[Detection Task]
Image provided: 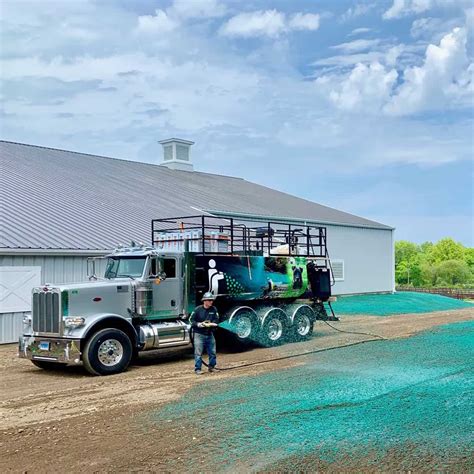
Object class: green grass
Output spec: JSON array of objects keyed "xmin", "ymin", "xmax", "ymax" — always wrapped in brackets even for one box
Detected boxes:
[{"xmin": 330, "ymin": 291, "xmax": 473, "ymax": 316}]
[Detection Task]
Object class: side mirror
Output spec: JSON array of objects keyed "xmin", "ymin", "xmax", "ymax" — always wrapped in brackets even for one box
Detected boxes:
[
  {"xmin": 87, "ymin": 256, "xmax": 105, "ymax": 280},
  {"xmin": 159, "ymin": 272, "xmax": 167, "ymax": 281}
]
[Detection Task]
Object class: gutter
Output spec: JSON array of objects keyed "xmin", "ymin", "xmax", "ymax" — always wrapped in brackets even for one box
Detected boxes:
[{"xmin": 206, "ymin": 209, "xmax": 395, "ymax": 231}]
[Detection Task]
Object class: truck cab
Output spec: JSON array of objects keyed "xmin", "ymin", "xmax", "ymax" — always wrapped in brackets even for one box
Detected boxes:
[{"xmin": 19, "ymin": 244, "xmax": 192, "ymax": 375}]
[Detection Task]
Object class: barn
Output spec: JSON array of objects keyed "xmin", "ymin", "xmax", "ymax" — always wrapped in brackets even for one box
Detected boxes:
[{"xmin": 0, "ymin": 139, "xmax": 394, "ymax": 343}]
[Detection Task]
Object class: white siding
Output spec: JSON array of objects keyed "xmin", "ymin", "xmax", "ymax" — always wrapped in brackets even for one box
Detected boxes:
[
  {"xmin": 0, "ymin": 312, "xmax": 26, "ymax": 345},
  {"xmin": 326, "ymin": 225, "xmax": 394, "ymax": 295},
  {"xmin": 0, "ymin": 255, "xmax": 107, "ymax": 343},
  {"xmin": 0, "ymin": 255, "xmax": 107, "ymax": 285}
]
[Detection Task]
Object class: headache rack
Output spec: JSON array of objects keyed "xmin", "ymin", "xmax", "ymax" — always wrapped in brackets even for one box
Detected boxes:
[{"xmin": 151, "ymin": 215, "xmax": 330, "ymax": 260}]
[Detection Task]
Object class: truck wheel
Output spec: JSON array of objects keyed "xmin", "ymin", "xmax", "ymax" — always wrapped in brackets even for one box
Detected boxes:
[
  {"xmin": 228, "ymin": 308, "xmax": 258, "ymax": 345},
  {"xmin": 82, "ymin": 328, "xmax": 132, "ymax": 376},
  {"xmin": 259, "ymin": 308, "xmax": 287, "ymax": 347},
  {"xmin": 31, "ymin": 360, "xmax": 66, "ymax": 371},
  {"xmin": 291, "ymin": 306, "xmax": 314, "ymax": 342}
]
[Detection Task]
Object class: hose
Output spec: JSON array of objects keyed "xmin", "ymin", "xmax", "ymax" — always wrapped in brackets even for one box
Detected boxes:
[
  {"xmin": 214, "ymin": 337, "xmax": 384, "ymax": 372},
  {"xmin": 209, "ymin": 319, "xmax": 386, "ymax": 372},
  {"xmin": 321, "ymin": 319, "xmax": 386, "ymax": 340}
]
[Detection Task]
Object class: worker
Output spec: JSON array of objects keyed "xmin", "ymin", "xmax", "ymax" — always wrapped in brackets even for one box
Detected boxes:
[{"xmin": 189, "ymin": 292, "xmax": 219, "ymax": 375}]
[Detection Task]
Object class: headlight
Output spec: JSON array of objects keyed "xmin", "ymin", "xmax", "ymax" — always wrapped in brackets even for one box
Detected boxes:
[{"xmin": 64, "ymin": 317, "xmax": 85, "ymax": 328}]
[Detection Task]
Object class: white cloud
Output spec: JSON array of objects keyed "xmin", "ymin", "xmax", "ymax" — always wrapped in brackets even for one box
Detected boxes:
[
  {"xmin": 136, "ymin": 9, "xmax": 177, "ymax": 34},
  {"xmin": 312, "ymin": 51, "xmax": 384, "ymax": 69},
  {"xmin": 170, "ymin": 0, "xmax": 226, "ymax": 19},
  {"xmin": 341, "ymin": 2, "xmax": 377, "ymax": 22},
  {"xmin": 383, "ymin": 0, "xmax": 471, "ymax": 20},
  {"xmin": 288, "ymin": 13, "xmax": 320, "ymax": 31},
  {"xmin": 411, "ymin": 17, "xmax": 441, "ymax": 38},
  {"xmin": 383, "ymin": 0, "xmax": 432, "ymax": 20},
  {"xmin": 386, "ymin": 27, "xmax": 472, "ymax": 114},
  {"xmin": 464, "ymin": 7, "xmax": 474, "ymax": 30},
  {"xmin": 325, "ymin": 62, "xmax": 398, "ymax": 112},
  {"xmin": 219, "ymin": 9, "xmax": 319, "ymax": 38},
  {"xmin": 314, "ymin": 25, "xmax": 472, "ymax": 116},
  {"xmin": 1, "ymin": 0, "xmax": 472, "ymax": 181},
  {"xmin": 331, "ymin": 38, "xmax": 381, "ymax": 53},
  {"xmin": 385, "ymin": 44, "xmax": 405, "ymax": 66},
  {"xmin": 136, "ymin": 0, "xmax": 226, "ymax": 35},
  {"xmin": 219, "ymin": 10, "xmax": 286, "ymax": 38},
  {"xmin": 314, "ymin": 40, "xmax": 412, "ymax": 71},
  {"xmin": 410, "ymin": 15, "xmax": 464, "ymax": 43},
  {"xmin": 350, "ymin": 27, "xmax": 372, "ymax": 35}
]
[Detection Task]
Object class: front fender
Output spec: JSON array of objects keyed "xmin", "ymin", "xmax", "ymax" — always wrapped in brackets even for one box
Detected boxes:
[{"xmin": 64, "ymin": 312, "xmax": 134, "ymax": 340}]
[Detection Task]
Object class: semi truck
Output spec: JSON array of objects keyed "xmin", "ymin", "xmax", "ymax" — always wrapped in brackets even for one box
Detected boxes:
[{"xmin": 19, "ymin": 215, "xmax": 336, "ymax": 375}]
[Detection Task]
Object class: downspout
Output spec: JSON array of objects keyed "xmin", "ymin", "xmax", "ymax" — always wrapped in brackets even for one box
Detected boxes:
[{"xmin": 391, "ymin": 228, "xmax": 396, "ymax": 293}]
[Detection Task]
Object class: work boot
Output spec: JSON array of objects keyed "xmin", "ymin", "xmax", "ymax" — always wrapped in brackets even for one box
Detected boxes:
[
  {"xmin": 208, "ymin": 366, "xmax": 215, "ymax": 373},
  {"xmin": 195, "ymin": 369, "xmax": 202, "ymax": 375}
]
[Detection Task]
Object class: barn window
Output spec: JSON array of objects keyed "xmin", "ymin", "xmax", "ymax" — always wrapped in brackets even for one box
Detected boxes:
[
  {"xmin": 163, "ymin": 145, "xmax": 173, "ymax": 161},
  {"xmin": 176, "ymin": 144, "xmax": 189, "ymax": 161},
  {"xmin": 331, "ymin": 260, "xmax": 344, "ymax": 281}
]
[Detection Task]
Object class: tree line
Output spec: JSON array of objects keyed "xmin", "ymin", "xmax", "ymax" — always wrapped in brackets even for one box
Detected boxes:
[{"xmin": 395, "ymin": 238, "xmax": 473, "ymax": 288}]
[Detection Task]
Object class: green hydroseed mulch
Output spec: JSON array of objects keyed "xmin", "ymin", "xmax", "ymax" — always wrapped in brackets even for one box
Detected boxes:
[
  {"xmin": 151, "ymin": 321, "xmax": 474, "ymax": 471},
  {"xmin": 330, "ymin": 291, "xmax": 472, "ymax": 316}
]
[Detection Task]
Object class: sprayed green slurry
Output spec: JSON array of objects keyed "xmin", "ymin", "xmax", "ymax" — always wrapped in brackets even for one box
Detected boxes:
[
  {"xmin": 331, "ymin": 291, "xmax": 472, "ymax": 316},
  {"xmin": 152, "ymin": 321, "xmax": 474, "ymax": 470}
]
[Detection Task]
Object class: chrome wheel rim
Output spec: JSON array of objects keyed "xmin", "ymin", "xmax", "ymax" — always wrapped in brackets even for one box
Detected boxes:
[
  {"xmin": 267, "ymin": 318, "xmax": 283, "ymax": 341},
  {"xmin": 296, "ymin": 314, "xmax": 311, "ymax": 336},
  {"xmin": 98, "ymin": 339, "xmax": 123, "ymax": 366},
  {"xmin": 235, "ymin": 315, "xmax": 252, "ymax": 339}
]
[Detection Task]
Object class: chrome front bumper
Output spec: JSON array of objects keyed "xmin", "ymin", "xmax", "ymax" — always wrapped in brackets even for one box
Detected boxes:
[{"xmin": 19, "ymin": 336, "xmax": 82, "ymax": 365}]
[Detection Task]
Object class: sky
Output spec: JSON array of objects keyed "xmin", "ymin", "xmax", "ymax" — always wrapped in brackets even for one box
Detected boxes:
[{"xmin": 1, "ymin": 0, "xmax": 473, "ymax": 245}]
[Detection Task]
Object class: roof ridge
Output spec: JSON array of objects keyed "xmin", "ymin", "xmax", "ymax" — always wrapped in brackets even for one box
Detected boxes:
[
  {"xmin": 0, "ymin": 139, "xmax": 139, "ymax": 164},
  {"xmin": 0, "ymin": 139, "xmax": 244, "ymax": 180}
]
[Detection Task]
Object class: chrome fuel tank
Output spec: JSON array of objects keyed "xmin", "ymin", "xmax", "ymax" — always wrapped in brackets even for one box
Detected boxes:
[{"xmin": 139, "ymin": 320, "xmax": 190, "ymax": 350}]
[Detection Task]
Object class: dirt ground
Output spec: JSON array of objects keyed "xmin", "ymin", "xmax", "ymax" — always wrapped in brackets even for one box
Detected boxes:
[{"xmin": 1, "ymin": 308, "xmax": 473, "ymax": 473}]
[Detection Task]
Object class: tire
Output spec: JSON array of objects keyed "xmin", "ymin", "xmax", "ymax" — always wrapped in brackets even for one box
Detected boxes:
[
  {"xmin": 259, "ymin": 308, "xmax": 287, "ymax": 347},
  {"xmin": 228, "ymin": 308, "xmax": 258, "ymax": 345},
  {"xmin": 290, "ymin": 306, "xmax": 314, "ymax": 342},
  {"xmin": 82, "ymin": 328, "xmax": 132, "ymax": 376},
  {"xmin": 31, "ymin": 360, "xmax": 66, "ymax": 371}
]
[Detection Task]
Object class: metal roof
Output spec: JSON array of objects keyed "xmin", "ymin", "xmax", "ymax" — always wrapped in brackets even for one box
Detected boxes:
[{"xmin": 0, "ymin": 140, "xmax": 392, "ymax": 251}]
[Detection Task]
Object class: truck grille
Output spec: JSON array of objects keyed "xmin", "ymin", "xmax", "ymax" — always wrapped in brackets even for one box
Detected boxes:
[{"xmin": 32, "ymin": 290, "xmax": 61, "ymax": 334}]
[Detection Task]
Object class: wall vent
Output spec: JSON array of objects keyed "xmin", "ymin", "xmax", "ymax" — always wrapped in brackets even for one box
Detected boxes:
[{"xmin": 331, "ymin": 260, "xmax": 344, "ymax": 281}]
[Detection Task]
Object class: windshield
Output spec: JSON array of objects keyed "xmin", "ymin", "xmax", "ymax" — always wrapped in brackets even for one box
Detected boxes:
[{"xmin": 104, "ymin": 257, "xmax": 147, "ymax": 279}]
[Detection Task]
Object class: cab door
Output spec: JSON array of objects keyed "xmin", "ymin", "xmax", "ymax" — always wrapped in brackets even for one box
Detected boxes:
[{"xmin": 149, "ymin": 257, "xmax": 182, "ymax": 319}]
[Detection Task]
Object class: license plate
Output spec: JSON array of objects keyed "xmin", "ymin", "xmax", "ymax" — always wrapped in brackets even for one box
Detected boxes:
[{"xmin": 39, "ymin": 341, "xmax": 50, "ymax": 351}]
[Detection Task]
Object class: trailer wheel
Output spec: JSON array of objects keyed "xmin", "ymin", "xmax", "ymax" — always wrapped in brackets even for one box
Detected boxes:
[
  {"xmin": 82, "ymin": 328, "xmax": 132, "ymax": 376},
  {"xmin": 31, "ymin": 360, "xmax": 66, "ymax": 371},
  {"xmin": 290, "ymin": 306, "xmax": 314, "ymax": 342},
  {"xmin": 228, "ymin": 307, "xmax": 258, "ymax": 345},
  {"xmin": 259, "ymin": 308, "xmax": 287, "ymax": 347}
]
